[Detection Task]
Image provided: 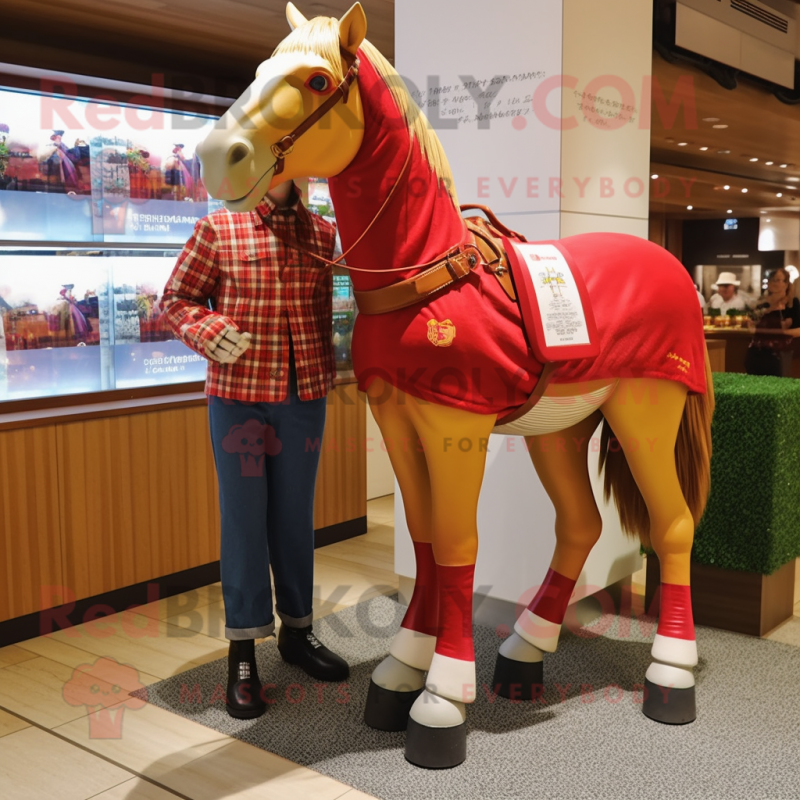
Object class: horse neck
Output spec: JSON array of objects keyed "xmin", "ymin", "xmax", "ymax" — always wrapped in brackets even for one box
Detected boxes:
[{"xmin": 327, "ymin": 60, "xmax": 465, "ymax": 291}]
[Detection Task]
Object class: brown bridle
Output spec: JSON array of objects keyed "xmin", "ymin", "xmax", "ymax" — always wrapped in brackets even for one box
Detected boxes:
[{"xmin": 270, "ymin": 47, "xmax": 360, "ymax": 177}]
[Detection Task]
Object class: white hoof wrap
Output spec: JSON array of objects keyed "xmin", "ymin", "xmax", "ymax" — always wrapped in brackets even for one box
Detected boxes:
[
  {"xmin": 425, "ymin": 652, "xmax": 477, "ymax": 704},
  {"xmin": 409, "ymin": 689, "xmax": 466, "ymax": 728},
  {"xmin": 371, "ymin": 655, "xmax": 425, "ymax": 692},
  {"xmin": 389, "ymin": 627, "xmax": 436, "ymax": 672},
  {"xmin": 499, "ymin": 632, "xmax": 544, "ymax": 663},
  {"xmin": 652, "ymin": 634, "xmax": 698, "ymax": 668},
  {"xmin": 514, "ymin": 610, "xmax": 561, "ymax": 653},
  {"xmin": 645, "ymin": 662, "xmax": 695, "ymax": 690}
]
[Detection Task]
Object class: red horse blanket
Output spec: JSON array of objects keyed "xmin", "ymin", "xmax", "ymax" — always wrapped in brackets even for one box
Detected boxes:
[{"xmin": 352, "ymin": 233, "xmax": 707, "ymax": 418}]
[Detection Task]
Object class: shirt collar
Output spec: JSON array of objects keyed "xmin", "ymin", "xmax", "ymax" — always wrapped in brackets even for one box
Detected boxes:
[{"xmin": 252, "ymin": 183, "xmax": 309, "ymax": 225}]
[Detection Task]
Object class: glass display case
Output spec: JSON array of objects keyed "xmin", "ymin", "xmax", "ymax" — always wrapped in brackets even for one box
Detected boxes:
[{"xmin": 0, "ymin": 86, "xmax": 355, "ymax": 405}]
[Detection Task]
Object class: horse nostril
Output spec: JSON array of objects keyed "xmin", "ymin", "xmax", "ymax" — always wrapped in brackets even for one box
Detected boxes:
[{"xmin": 228, "ymin": 143, "xmax": 250, "ymax": 166}]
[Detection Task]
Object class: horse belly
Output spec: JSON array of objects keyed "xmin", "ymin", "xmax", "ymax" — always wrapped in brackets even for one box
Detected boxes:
[{"xmin": 493, "ymin": 381, "xmax": 615, "ymax": 436}]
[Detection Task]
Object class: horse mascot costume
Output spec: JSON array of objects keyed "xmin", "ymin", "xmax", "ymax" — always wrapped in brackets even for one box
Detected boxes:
[{"xmin": 197, "ymin": 2, "xmax": 713, "ymax": 768}]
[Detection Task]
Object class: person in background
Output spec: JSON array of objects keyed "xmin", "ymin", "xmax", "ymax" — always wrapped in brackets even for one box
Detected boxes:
[
  {"xmin": 745, "ymin": 267, "xmax": 800, "ymax": 377},
  {"xmin": 708, "ymin": 271, "xmax": 753, "ymax": 315},
  {"xmin": 161, "ymin": 180, "xmax": 349, "ymax": 720},
  {"xmin": 695, "ymin": 284, "xmax": 707, "ymax": 313}
]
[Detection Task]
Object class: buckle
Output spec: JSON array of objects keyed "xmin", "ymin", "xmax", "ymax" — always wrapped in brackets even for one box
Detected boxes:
[{"xmin": 271, "ymin": 136, "xmax": 294, "ymax": 159}]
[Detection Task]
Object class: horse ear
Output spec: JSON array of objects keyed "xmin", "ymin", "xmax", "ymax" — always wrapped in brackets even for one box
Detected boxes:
[
  {"xmin": 286, "ymin": 2, "xmax": 308, "ymax": 30},
  {"xmin": 338, "ymin": 2, "xmax": 367, "ymax": 55}
]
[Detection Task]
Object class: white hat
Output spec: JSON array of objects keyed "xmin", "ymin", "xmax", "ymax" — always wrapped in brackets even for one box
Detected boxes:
[{"xmin": 713, "ymin": 271, "xmax": 740, "ymax": 288}]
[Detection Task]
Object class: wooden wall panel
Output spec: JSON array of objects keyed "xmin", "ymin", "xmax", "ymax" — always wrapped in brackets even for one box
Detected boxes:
[
  {"xmin": 57, "ymin": 406, "xmax": 220, "ymax": 600},
  {"xmin": 0, "ymin": 426, "xmax": 63, "ymax": 622},
  {"xmin": 2, "ymin": 388, "xmax": 365, "ymax": 616},
  {"xmin": 314, "ymin": 384, "xmax": 368, "ymax": 530}
]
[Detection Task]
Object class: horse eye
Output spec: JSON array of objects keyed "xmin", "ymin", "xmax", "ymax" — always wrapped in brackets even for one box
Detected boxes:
[{"xmin": 308, "ymin": 75, "xmax": 329, "ymax": 92}]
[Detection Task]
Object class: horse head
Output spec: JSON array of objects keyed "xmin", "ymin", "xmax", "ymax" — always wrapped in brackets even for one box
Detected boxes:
[{"xmin": 197, "ymin": 2, "xmax": 368, "ymax": 212}]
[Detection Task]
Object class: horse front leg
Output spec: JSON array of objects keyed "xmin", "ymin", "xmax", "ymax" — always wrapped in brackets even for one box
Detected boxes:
[
  {"xmin": 402, "ymin": 401, "xmax": 497, "ymax": 769},
  {"xmin": 363, "ymin": 381, "xmax": 435, "ymax": 731},
  {"xmin": 494, "ymin": 413, "xmax": 603, "ymax": 698}
]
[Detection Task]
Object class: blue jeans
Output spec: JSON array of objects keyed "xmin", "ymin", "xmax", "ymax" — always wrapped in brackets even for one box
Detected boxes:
[{"xmin": 207, "ymin": 371, "xmax": 327, "ymax": 640}]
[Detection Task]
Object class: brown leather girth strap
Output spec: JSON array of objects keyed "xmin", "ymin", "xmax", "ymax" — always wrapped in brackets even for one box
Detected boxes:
[
  {"xmin": 353, "ymin": 243, "xmax": 484, "ymax": 315},
  {"xmin": 352, "ymin": 211, "xmax": 521, "ymax": 315}
]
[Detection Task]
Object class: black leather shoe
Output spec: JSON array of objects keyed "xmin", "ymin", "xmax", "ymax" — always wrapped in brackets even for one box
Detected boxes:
[
  {"xmin": 277, "ymin": 624, "xmax": 350, "ymax": 682},
  {"xmin": 226, "ymin": 639, "xmax": 266, "ymax": 719}
]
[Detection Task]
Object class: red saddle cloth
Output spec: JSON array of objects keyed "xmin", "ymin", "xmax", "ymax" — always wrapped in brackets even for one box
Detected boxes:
[{"xmin": 352, "ymin": 232, "xmax": 707, "ymax": 417}]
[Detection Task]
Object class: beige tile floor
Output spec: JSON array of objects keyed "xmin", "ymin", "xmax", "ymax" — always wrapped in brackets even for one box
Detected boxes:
[
  {"xmin": 0, "ymin": 495, "xmax": 396, "ymax": 800},
  {"xmin": 1, "ymin": 494, "xmax": 798, "ymax": 800}
]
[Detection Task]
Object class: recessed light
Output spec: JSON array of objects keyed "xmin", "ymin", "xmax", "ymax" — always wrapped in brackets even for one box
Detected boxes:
[
  {"xmin": 761, "ymin": 211, "xmax": 767, "ymax": 214},
  {"xmin": 781, "ymin": 164, "xmax": 789, "ymax": 168},
  {"xmin": 678, "ymin": 142, "xmax": 688, "ymax": 146},
  {"xmin": 749, "ymin": 157, "xmax": 759, "ymax": 162},
  {"xmin": 703, "ymin": 117, "xmax": 720, "ymax": 122},
  {"xmin": 723, "ymin": 185, "xmax": 730, "ymax": 190},
  {"xmin": 687, "ymin": 205, "xmax": 693, "ymax": 210},
  {"xmin": 700, "ymin": 146, "xmax": 709, "ymax": 151},
  {"xmin": 787, "ymin": 177, "xmax": 799, "ymax": 182},
  {"xmin": 651, "ymin": 174, "xmax": 659, "ymax": 179},
  {"xmin": 727, "ymin": 209, "xmax": 733, "ymax": 213},
  {"xmin": 742, "ymin": 188, "xmax": 748, "ymax": 193},
  {"xmin": 766, "ymin": 161, "xmax": 774, "ymax": 166},
  {"xmin": 777, "ymin": 193, "xmax": 783, "ymax": 198},
  {"xmin": 767, "ymin": 218, "xmax": 772, "ymax": 222},
  {"xmin": 717, "ymin": 149, "xmax": 731, "ymax": 154},
  {"xmin": 713, "ymin": 124, "xmax": 728, "ymax": 129}
]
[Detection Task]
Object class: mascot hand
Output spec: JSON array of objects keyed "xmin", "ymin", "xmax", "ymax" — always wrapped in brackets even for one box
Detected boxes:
[{"xmin": 205, "ymin": 327, "xmax": 252, "ymax": 364}]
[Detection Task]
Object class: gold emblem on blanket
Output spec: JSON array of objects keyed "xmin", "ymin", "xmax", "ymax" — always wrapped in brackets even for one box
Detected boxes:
[{"xmin": 427, "ymin": 319, "xmax": 456, "ymax": 347}]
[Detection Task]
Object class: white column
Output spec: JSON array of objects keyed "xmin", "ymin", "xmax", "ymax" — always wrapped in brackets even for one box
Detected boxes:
[{"xmin": 394, "ymin": 0, "xmax": 651, "ymax": 622}]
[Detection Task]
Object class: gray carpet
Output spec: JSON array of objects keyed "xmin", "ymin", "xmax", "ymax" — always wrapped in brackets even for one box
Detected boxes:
[{"xmin": 132, "ymin": 595, "xmax": 800, "ymax": 800}]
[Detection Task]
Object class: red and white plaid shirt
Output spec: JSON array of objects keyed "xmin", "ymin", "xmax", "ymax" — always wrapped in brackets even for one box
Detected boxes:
[{"xmin": 161, "ymin": 186, "xmax": 337, "ymax": 402}]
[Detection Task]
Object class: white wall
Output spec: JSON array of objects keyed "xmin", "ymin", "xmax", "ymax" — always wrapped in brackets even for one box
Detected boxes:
[{"xmin": 393, "ymin": 0, "xmax": 652, "ymax": 614}]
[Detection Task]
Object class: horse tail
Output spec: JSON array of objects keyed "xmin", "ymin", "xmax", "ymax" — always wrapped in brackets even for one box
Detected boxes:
[{"xmin": 599, "ymin": 348, "xmax": 714, "ymax": 546}]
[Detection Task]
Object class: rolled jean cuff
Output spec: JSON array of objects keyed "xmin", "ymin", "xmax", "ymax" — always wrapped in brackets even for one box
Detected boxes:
[
  {"xmin": 277, "ymin": 609, "xmax": 313, "ymax": 628},
  {"xmin": 226, "ymin": 620, "xmax": 275, "ymax": 640}
]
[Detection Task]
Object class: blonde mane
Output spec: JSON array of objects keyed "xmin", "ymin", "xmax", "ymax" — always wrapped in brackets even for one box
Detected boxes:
[{"xmin": 272, "ymin": 17, "xmax": 458, "ymax": 205}]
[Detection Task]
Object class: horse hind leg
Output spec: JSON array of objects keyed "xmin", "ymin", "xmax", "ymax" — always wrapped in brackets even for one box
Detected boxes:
[
  {"xmin": 601, "ymin": 378, "xmax": 698, "ymax": 724},
  {"xmin": 494, "ymin": 412, "xmax": 604, "ymax": 699}
]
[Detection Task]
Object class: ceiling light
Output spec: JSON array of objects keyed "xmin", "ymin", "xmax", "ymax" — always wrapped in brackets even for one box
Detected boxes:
[
  {"xmin": 777, "ymin": 193, "xmax": 783, "ymax": 198},
  {"xmin": 781, "ymin": 164, "xmax": 789, "ymax": 168},
  {"xmin": 723, "ymin": 185, "xmax": 730, "ymax": 190},
  {"xmin": 717, "ymin": 149, "xmax": 731, "ymax": 154},
  {"xmin": 742, "ymin": 188, "xmax": 748, "ymax": 193},
  {"xmin": 727, "ymin": 209, "xmax": 733, "ymax": 213},
  {"xmin": 761, "ymin": 211, "xmax": 767, "ymax": 214},
  {"xmin": 687, "ymin": 205, "xmax": 693, "ymax": 210},
  {"xmin": 749, "ymin": 157, "xmax": 758, "ymax": 162},
  {"xmin": 767, "ymin": 219, "xmax": 771, "ymax": 222},
  {"xmin": 700, "ymin": 146, "xmax": 709, "ymax": 151},
  {"xmin": 766, "ymin": 161, "xmax": 774, "ymax": 166},
  {"xmin": 713, "ymin": 124, "xmax": 728, "ymax": 129},
  {"xmin": 678, "ymin": 142, "xmax": 688, "ymax": 146},
  {"xmin": 703, "ymin": 117, "xmax": 720, "ymax": 122},
  {"xmin": 787, "ymin": 177, "xmax": 799, "ymax": 182},
  {"xmin": 651, "ymin": 174, "xmax": 659, "ymax": 179}
]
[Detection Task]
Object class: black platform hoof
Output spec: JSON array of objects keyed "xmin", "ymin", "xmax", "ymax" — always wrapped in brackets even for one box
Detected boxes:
[
  {"xmin": 405, "ymin": 717, "xmax": 467, "ymax": 769},
  {"xmin": 363, "ymin": 679, "xmax": 423, "ymax": 731},
  {"xmin": 643, "ymin": 677, "xmax": 696, "ymax": 724},
  {"xmin": 492, "ymin": 652, "xmax": 544, "ymax": 701}
]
